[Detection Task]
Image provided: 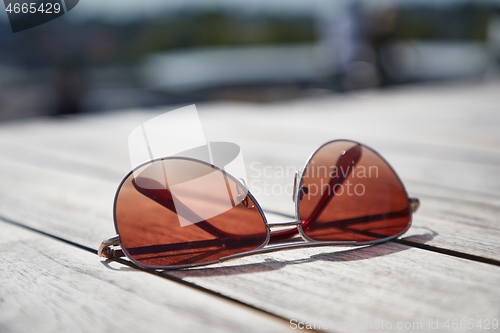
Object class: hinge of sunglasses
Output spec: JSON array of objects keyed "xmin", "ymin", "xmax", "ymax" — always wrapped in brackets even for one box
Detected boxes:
[
  {"xmin": 409, "ymin": 197, "xmax": 420, "ymax": 213},
  {"xmin": 292, "ymin": 171, "xmax": 299, "ymax": 202},
  {"xmin": 98, "ymin": 235, "xmax": 124, "ymax": 259},
  {"xmin": 292, "ymin": 171, "xmax": 309, "ymax": 203}
]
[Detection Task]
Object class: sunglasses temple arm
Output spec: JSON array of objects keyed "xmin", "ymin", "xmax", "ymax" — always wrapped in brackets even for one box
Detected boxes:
[
  {"xmin": 270, "ymin": 146, "xmax": 362, "ymax": 243},
  {"xmin": 98, "ymin": 235, "xmax": 124, "ymax": 259},
  {"xmin": 97, "ymin": 199, "xmax": 421, "ymax": 260},
  {"xmin": 132, "ymin": 178, "xmax": 238, "ymax": 240},
  {"xmin": 271, "ymin": 186, "xmax": 419, "ymax": 244},
  {"xmin": 302, "ymin": 144, "xmax": 363, "ymax": 226}
]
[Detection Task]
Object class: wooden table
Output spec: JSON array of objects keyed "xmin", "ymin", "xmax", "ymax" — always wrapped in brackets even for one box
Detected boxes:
[{"xmin": 1, "ymin": 80, "xmax": 499, "ymax": 332}]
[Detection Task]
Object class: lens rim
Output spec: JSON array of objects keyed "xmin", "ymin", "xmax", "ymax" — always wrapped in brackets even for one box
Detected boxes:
[
  {"xmin": 111, "ymin": 141, "xmax": 415, "ymax": 269},
  {"xmin": 113, "ymin": 156, "xmax": 271, "ymax": 270},
  {"xmin": 295, "ymin": 139, "xmax": 413, "ymax": 245}
]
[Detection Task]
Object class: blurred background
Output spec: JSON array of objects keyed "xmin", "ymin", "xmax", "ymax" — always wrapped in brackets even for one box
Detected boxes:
[{"xmin": 0, "ymin": 0, "xmax": 499, "ymax": 121}]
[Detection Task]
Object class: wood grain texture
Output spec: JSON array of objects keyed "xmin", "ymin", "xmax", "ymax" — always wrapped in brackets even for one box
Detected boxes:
[
  {"xmin": 0, "ymin": 222, "xmax": 288, "ymax": 333},
  {"xmin": 169, "ymin": 241, "xmax": 500, "ymax": 333},
  {"xmin": 1, "ymin": 143, "xmax": 499, "ymax": 261},
  {"xmin": 0, "ymin": 80, "xmax": 499, "ymax": 332},
  {"xmin": 0, "ymin": 81, "xmax": 499, "ymax": 258}
]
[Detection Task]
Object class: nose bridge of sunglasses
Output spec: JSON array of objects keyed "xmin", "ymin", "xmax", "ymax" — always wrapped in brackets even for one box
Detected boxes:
[{"xmin": 267, "ymin": 219, "xmax": 303, "ymax": 243}]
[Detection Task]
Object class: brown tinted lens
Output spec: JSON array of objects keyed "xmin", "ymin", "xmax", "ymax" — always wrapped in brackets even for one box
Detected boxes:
[
  {"xmin": 299, "ymin": 141, "xmax": 411, "ymax": 242},
  {"xmin": 115, "ymin": 158, "xmax": 268, "ymax": 267}
]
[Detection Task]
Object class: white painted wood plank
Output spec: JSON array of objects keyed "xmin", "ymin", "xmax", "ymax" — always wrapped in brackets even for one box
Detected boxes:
[
  {"xmin": 0, "ymin": 158, "xmax": 117, "ymax": 247},
  {"xmin": 1, "ymin": 146, "xmax": 499, "ymax": 261},
  {"xmin": 1, "ymin": 142, "xmax": 500, "ymax": 333},
  {"xmin": 0, "ymin": 81, "xmax": 499, "ymax": 258},
  {"xmin": 0, "ymin": 80, "xmax": 499, "ymax": 333},
  {"xmin": 168, "ymin": 242, "xmax": 500, "ymax": 333},
  {"xmin": 0, "ymin": 222, "xmax": 288, "ymax": 333}
]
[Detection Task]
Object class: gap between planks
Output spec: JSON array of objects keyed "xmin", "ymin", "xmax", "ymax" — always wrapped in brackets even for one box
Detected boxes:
[
  {"xmin": 0, "ymin": 215, "xmax": 324, "ymax": 333},
  {"xmin": 2, "ymin": 210, "xmax": 499, "ymax": 271},
  {"xmin": 3, "ymin": 213, "xmax": 500, "ymax": 333},
  {"xmin": 0, "ymin": 223, "xmax": 296, "ymax": 333}
]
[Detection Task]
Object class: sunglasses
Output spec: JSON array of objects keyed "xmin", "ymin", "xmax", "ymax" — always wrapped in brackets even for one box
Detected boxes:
[{"xmin": 99, "ymin": 140, "xmax": 420, "ymax": 269}]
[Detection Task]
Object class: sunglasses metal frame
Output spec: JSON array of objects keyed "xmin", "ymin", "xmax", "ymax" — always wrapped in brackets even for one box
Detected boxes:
[{"xmin": 99, "ymin": 139, "xmax": 420, "ymax": 270}]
